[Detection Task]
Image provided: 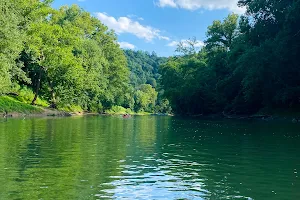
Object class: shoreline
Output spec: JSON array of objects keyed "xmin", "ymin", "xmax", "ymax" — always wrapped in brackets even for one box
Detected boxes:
[
  {"xmin": 1, "ymin": 96, "xmax": 298, "ymax": 122},
  {"xmin": 2, "ymin": 110, "xmax": 299, "ymax": 123},
  {"xmin": 1, "ymin": 109, "xmax": 172, "ymax": 119},
  {"xmin": 1, "ymin": 96, "xmax": 171, "ymax": 118},
  {"xmin": 181, "ymin": 113, "xmax": 300, "ymax": 123}
]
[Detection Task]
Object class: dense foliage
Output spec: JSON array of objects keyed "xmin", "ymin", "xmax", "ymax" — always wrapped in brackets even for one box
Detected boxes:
[
  {"xmin": 0, "ymin": 0, "xmax": 171, "ymax": 114},
  {"xmin": 124, "ymin": 50, "xmax": 167, "ymax": 88},
  {"xmin": 23, "ymin": 3, "xmax": 130, "ymax": 112},
  {"xmin": 2, "ymin": 0, "xmax": 298, "ymax": 116},
  {"xmin": 0, "ymin": 0, "xmax": 30, "ymax": 94},
  {"xmin": 124, "ymin": 50, "xmax": 171, "ymax": 113},
  {"xmin": 160, "ymin": 0, "xmax": 300, "ymax": 115},
  {"xmin": 0, "ymin": 1, "xmax": 141, "ymax": 113}
]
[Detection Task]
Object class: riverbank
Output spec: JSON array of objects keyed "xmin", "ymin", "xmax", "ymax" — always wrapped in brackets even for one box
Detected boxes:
[
  {"xmin": 0, "ymin": 96, "xmax": 76, "ymax": 117},
  {"xmin": 0, "ymin": 96, "xmax": 164, "ymax": 118},
  {"xmin": 2, "ymin": 95, "xmax": 296, "ymax": 121},
  {"xmin": 186, "ymin": 110, "xmax": 300, "ymax": 123}
]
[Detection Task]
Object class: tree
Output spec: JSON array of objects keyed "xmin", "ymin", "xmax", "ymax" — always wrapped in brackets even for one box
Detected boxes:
[
  {"xmin": 0, "ymin": 0, "xmax": 29, "ymax": 94},
  {"xmin": 205, "ymin": 14, "xmax": 239, "ymax": 51},
  {"xmin": 25, "ymin": 15, "xmax": 84, "ymax": 107},
  {"xmin": 176, "ymin": 37, "xmax": 201, "ymax": 56},
  {"xmin": 22, "ymin": 4, "xmax": 130, "ymax": 110},
  {"xmin": 134, "ymin": 84, "xmax": 158, "ymax": 112}
]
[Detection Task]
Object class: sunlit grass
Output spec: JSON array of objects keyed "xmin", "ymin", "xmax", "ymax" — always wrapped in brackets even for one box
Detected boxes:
[
  {"xmin": 15, "ymin": 87, "xmax": 49, "ymax": 107},
  {"xmin": 0, "ymin": 96, "xmax": 42, "ymax": 113}
]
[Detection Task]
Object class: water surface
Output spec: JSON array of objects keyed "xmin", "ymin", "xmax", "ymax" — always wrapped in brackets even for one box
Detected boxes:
[{"xmin": 0, "ymin": 116, "xmax": 299, "ymax": 199}]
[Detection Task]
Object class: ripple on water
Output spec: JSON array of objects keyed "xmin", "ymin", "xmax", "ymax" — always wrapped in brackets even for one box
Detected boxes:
[{"xmin": 1, "ymin": 117, "xmax": 300, "ymax": 200}]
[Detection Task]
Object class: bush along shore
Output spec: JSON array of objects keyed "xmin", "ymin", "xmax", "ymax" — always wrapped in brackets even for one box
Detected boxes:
[
  {"xmin": 0, "ymin": 95, "xmax": 297, "ymax": 122},
  {"xmin": 0, "ymin": 95, "xmax": 169, "ymax": 118}
]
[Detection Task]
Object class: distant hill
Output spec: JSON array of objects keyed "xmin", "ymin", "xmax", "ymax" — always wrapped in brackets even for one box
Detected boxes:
[{"xmin": 124, "ymin": 50, "xmax": 167, "ymax": 88}]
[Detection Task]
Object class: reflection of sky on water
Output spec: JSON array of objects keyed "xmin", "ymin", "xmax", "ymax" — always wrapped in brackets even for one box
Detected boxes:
[
  {"xmin": 96, "ymin": 150, "xmax": 255, "ymax": 200},
  {"xmin": 98, "ymin": 168, "xmax": 206, "ymax": 199},
  {"xmin": 97, "ymin": 155, "xmax": 210, "ymax": 200}
]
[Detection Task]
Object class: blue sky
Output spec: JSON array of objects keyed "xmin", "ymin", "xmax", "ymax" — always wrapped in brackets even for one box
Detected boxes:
[{"xmin": 52, "ymin": 0, "xmax": 245, "ymax": 57}]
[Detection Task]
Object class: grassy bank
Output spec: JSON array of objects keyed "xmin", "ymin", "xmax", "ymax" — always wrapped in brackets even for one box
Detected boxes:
[
  {"xmin": 0, "ymin": 96, "xmax": 154, "ymax": 117},
  {"xmin": 0, "ymin": 96, "xmax": 42, "ymax": 114}
]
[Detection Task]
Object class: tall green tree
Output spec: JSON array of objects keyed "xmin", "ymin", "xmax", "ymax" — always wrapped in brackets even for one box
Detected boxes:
[
  {"xmin": 0, "ymin": 0, "xmax": 29, "ymax": 94},
  {"xmin": 206, "ymin": 14, "xmax": 239, "ymax": 51},
  {"xmin": 25, "ymin": 12, "xmax": 84, "ymax": 107},
  {"xmin": 134, "ymin": 84, "xmax": 158, "ymax": 112}
]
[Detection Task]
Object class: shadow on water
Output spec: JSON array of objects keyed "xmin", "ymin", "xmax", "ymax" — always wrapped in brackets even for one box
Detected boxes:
[{"xmin": 0, "ymin": 116, "xmax": 300, "ymax": 199}]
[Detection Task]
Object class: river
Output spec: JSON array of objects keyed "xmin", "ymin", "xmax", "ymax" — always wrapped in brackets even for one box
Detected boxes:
[{"xmin": 0, "ymin": 116, "xmax": 299, "ymax": 199}]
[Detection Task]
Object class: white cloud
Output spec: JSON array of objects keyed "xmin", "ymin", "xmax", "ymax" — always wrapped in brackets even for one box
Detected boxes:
[
  {"xmin": 167, "ymin": 39, "xmax": 205, "ymax": 48},
  {"xmin": 157, "ymin": 0, "xmax": 246, "ymax": 14},
  {"xmin": 127, "ymin": 14, "xmax": 144, "ymax": 21},
  {"xmin": 95, "ymin": 12, "xmax": 170, "ymax": 42},
  {"xmin": 118, "ymin": 42, "xmax": 135, "ymax": 49},
  {"xmin": 158, "ymin": 0, "xmax": 177, "ymax": 7},
  {"xmin": 167, "ymin": 41, "xmax": 180, "ymax": 47},
  {"xmin": 159, "ymin": 36, "xmax": 171, "ymax": 41}
]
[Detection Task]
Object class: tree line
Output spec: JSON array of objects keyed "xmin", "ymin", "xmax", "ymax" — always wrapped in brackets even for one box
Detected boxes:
[
  {"xmin": 3, "ymin": 0, "xmax": 298, "ymax": 116},
  {"xmin": 0, "ymin": 0, "xmax": 170, "ymax": 113},
  {"xmin": 160, "ymin": 0, "xmax": 300, "ymax": 115}
]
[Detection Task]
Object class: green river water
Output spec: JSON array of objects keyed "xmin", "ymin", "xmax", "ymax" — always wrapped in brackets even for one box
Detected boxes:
[{"xmin": 0, "ymin": 116, "xmax": 299, "ymax": 199}]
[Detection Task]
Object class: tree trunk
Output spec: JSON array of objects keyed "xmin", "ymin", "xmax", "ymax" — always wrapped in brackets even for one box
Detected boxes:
[
  {"xmin": 31, "ymin": 67, "xmax": 42, "ymax": 105},
  {"xmin": 49, "ymin": 81, "xmax": 57, "ymax": 109}
]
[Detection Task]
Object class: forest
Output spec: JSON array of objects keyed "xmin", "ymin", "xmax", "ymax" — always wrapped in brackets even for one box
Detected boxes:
[
  {"xmin": 1, "ymin": 0, "xmax": 300, "ymax": 116},
  {"xmin": 160, "ymin": 0, "xmax": 300, "ymax": 115},
  {"xmin": 0, "ymin": 0, "xmax": 169, "ymax": 114}
]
